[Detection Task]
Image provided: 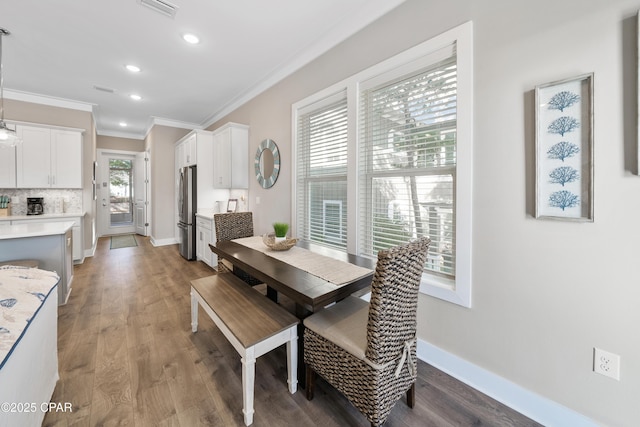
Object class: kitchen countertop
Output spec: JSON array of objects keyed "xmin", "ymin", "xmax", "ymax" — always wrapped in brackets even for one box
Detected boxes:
[
  {"xmin": 0, "ymin": 212, "xmax": 86, "ymax": 222},
  {"xmin": 196, "ymin": 210, "xmax": 216, "ymax": 220},
  {"xmin": 0, "ymin": 221, "xmax": 75, "ymax": 239}
]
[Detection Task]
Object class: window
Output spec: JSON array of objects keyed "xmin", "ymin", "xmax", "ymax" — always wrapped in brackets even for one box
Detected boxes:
[
  {"xmin": 295, "ymin": 92, "xmax": 348, "ymax": 249},
  {"xmin": 293, "ymin": 22, "xmax": 472, "ymax": 307},
  {"xmin": 359, "ymin": 50, "xmax": 457, "ymax": 280}
]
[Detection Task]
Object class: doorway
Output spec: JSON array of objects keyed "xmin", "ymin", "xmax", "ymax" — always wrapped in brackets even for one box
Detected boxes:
[{"xmin": 98, "ymin": 149, "xmax": 148, "ymax": 236}]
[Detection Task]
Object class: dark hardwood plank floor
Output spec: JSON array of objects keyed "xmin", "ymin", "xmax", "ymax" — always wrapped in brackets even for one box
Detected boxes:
[{"xmin": 42, "ymin": 236, "xmax": 541, "ymax": 427}]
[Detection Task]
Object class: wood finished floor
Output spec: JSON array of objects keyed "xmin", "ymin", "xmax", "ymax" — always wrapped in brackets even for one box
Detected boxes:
[{"xmin": 43, "ymin": 236, "xmax": 541, "ymax": 427}]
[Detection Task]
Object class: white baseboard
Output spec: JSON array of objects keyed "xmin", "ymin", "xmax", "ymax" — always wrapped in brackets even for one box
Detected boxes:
[
  {"xmin": 417, "ymin": 339, "xmax": 599, "ymax": 427},
  {"xmin": 150, "ymin": 237, "xmax": 177, "ymax": 247},
  {"xmin": 83, "ymin": 244, "xmax": 96, "ymax": 259}
]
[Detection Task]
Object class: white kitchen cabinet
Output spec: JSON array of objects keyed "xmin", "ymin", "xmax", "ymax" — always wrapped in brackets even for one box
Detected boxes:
[
  {"xmin": 176, "ymin": 133, "xmax": 197, "ymax": 168},
  {"xmin": 52, "ymin": 130, "xmax": 83, "ymax": 188},
  {"xmin": 212, "ymin": 123, "xmax": 249, "ymax": 189},
  {"xmin": 196, "ymin": 215, "xmax": 215, "ymax": 268},
  {"xmin": 16, "ymin": 125, "xmax": 83, "ymax": 189},
  {"xmin": 0, "ymin": 145, "xmax": 16, "ymax": 188},
  {"xmin": 175, "ymin": 129, "xmax": 223, "ymax": 210}
]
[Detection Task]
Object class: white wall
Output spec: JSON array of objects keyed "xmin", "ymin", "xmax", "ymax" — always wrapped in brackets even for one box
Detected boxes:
[{"xmin": 209, "ymin": 0, "xmax": 640, "ymax": 425}]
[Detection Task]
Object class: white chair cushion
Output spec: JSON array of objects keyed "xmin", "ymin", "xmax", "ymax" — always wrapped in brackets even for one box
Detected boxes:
[{"xmin": 304, "ymin": 296, "xmax": 369, "ymax": 361}]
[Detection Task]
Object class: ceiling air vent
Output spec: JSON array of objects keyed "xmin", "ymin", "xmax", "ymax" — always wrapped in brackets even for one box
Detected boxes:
[
  {"xmin": 93, "ymin": 85, "xmax": 115, "ymax": 94},
  {"xmin": 137, "ymin": 0, "xmax": 178, "ymax": 18}
]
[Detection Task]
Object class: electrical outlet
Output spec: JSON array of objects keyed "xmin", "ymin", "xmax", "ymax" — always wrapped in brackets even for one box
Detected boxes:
[{"xmin": 593, "ymin": 348, "xmax": 620, "ymax": 380}]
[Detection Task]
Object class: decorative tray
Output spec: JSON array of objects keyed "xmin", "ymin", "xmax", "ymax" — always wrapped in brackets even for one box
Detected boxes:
[{"xmin": 262, "ymin": 234, "xmax": 298, "ymax": 251}]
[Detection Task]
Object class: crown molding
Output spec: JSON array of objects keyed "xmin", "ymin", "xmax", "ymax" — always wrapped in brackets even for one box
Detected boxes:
[
  {"xmin": 202, "ymin": 0, "xmax": 406, "ymax": 127},
  {"xmin": 4, "ymin": 89, "xmax": 94, "ymax": 112}
]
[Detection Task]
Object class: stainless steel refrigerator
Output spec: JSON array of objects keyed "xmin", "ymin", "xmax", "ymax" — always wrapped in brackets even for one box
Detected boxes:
[{"xmin": 177, "ymin": 165, "xmax": 197, "ymax": 260}]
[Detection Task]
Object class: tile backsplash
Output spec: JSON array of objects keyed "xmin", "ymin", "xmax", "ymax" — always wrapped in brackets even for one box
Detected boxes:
[{"xmin": 0, "ymin": 189, "xmax": 82, "ymax": 215}]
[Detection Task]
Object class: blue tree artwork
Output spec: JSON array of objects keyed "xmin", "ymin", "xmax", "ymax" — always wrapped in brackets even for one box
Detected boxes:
[
  {"xmin": 548, "ymin": 190, "xmax": 579, "ymax": 211},
  {"xmin": 547, "ymin": 141, "xmax": 580, "ymax": 162},
  {"xmin": 549, "ymin": 166, "xmax": 579, "ymax": 186},
  {"xmin": 547, "ymin": 116, "xmax": 580, "ymax": 136},
  {"xmin": 547, "ymin": 91, "xmax": 580, "ymax": 112},
  {"xmin": 537, "ymin": 75, "xmax": 591, "ymax": 220}
]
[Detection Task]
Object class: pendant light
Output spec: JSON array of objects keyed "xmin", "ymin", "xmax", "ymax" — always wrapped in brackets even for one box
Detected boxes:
[{"xmin": 0, "ymin": 28, "xmax": 20, "ymax": 147}]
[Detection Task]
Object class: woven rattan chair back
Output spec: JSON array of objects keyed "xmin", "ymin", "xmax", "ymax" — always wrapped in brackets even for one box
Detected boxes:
[
  {"xmin": 214, "ymin": 212, "xmax": 254, "ymax": 243},
  {"xmin": 365, "ymin": 236, "xmax": 431, "ymax": 366},
  {"xmin": 213, "ymin": 212, "xmax": 262, "ymax": 286}
]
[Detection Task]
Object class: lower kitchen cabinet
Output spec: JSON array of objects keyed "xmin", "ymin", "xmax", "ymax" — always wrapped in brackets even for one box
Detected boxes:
[{"xmin": 196, "ymin": 214, "xmax": 217, "ymax": 268}]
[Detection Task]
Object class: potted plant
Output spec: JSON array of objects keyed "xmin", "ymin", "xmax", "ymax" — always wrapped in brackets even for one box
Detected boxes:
[{"xmin": 273, "ymin": 222, "xmax": 289, "ymax": 242}]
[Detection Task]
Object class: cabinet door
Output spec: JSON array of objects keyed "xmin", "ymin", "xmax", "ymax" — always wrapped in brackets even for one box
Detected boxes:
[
  {"xmin": 52, "ymin": 130, "xmax": 82, "ymax": 188},
  {"xmin": 230, "ymin": 126, "xmax": 249, "ymax": 189},
  {"xmin": 16, "ymin": 126, "xmax": 51, "ymax": 188},
  {"xmin": 202, "ymin": 226, "xmax": 212, "ymax": 266},
  {"xmin": 213, "ymin": 130, "xmax": 231, "ymax": 188},
  {"xmin": 72, "ymin": 225, "xmax": 82, "ymax": 261},
  {"xmin": 176, "ymin": 141, "xmax": 186, "ymax": 168},
  {"xmin": 185, "ymin": 135, "xmax": 197, "ymax": 166},
  {"xmin": 0, "ymin": 145, "xmax": 16, "ymax": 188},
  {"xmin": 196, "ymin": 224, "xmax": 202, "ymax": 260}
]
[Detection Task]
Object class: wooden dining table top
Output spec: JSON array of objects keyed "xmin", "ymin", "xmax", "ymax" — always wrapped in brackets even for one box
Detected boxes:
[{"xmin": 209, "ymin": 239, "xmax": 376, "ymax": 314}]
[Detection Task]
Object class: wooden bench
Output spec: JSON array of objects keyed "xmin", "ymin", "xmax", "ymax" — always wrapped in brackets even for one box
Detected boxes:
[{"xmin": 190, "ymin": 273, "xmax": 299, "ymax": 426}]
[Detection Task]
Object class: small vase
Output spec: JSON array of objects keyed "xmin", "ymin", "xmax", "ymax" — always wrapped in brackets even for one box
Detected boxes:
[{"xmin": 275, "ymin": 236, "xmax": 286, "ymax": 243}]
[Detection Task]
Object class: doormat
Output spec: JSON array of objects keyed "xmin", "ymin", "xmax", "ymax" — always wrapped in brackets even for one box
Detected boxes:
[{"xmin": 110, "ymin": 234, "xmax": 138, "ymax": 249}]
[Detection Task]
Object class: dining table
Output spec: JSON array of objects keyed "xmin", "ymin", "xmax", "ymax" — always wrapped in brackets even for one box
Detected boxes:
[{"xmin": 208, "ymin": 236, "xmax": 376, "ymax": 385}]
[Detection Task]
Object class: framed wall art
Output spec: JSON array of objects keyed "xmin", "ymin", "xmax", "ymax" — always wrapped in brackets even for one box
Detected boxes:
[{"xmin": 535, "ymin": 73, "xmax": 594, "ymax": 221}]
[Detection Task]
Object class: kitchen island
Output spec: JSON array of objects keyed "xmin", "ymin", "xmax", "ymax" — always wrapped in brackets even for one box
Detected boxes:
[
  {"xmin": 0, "ymin": 213, "xmax": 85, "ymax": 263},
  {"xmin": 0, "ymin": 221, "xmax": 74, "ymax": 304}
]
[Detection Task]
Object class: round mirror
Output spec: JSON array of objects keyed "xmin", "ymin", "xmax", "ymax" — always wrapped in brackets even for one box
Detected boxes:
[{"xmin": 255, "ymin": 139, "xmax": 280, "ymax": 188}]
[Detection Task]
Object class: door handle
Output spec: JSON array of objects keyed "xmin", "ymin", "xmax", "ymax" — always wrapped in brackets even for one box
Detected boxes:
[{"xmin": 102, "ymin": 199, "xmax": 106, "ymax": 207}]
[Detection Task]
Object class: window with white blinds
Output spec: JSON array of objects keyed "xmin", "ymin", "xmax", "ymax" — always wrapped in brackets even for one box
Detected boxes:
[
  {"xmin": 359, "ymin": 49, "xmax": 457, "ymax": 279},
  {"xmin": 292, "ymin": 21, "xmax": 472, "ymax": 307},
  {"xmin": 295, "ymin": 92, "xmax": 348, "ymax": 249}
]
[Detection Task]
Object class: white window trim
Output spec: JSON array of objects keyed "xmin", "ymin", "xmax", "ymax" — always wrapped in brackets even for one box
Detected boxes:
[{"xmin": 292, "ymin": 21, "xmax": 473, "ymax": 307}]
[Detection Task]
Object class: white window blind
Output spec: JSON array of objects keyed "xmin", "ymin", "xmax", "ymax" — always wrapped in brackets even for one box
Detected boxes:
[
  {"xmin": 295, "ymin": 92, "xmax": 348, "ymax": 249},
  {"xmin": 359, "ymin": 45, "xmax": 457, "ymax": 278}
]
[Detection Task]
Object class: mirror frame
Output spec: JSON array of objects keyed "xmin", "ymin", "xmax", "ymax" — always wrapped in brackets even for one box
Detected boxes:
[{"xmin": 255, "ymin": 138, "xmax": 280, "ymax": 188}]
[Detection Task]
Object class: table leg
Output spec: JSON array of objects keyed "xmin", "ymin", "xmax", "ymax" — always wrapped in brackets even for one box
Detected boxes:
[
  {"xmin": 295, "ymin": 303, "xmax": 311, "ymax": 388},
  {"xmin": 190, "ymin": 288, "xmax": 198, "ymax": 333},
  {"xmin": 266, "ymin": 286, "xmax": 278, "ymax": 303}
]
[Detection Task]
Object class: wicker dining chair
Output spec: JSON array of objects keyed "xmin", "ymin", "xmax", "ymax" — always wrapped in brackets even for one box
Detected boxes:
[
  {"xmin": 303, "ymin": 236, "xmax": 431, "ymax": 427},
  {"xmin": 213, "ymin": 212, "xmax": 262, "ymax": 286}
]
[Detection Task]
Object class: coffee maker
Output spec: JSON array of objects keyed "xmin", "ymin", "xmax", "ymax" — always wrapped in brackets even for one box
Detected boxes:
[{"xmin": 27, "ymin": 197, "xmax": 44, "ymax": 215}]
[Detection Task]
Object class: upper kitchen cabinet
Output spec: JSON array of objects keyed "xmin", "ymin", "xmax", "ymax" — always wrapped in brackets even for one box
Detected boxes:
[
  {"xmin": 0, "ymin": 122, "xmax": 17, "ymax": 188},
  {"xmin": 174, "ymin": 129, "xmax": 218, "ymax": 209},
  {"xmin": 16, "ymin": 125, "xmax": 83, "ymax": 189},
  {"xmin": 0, "ymin": 145, "xmax": 16, "ymax": 188},
  {"xmin": 176, "ymin": 132, "xmax": 198, "ymax": 168},
  {"xmin": 212, "ymin": 122, "xmax": 248, "ymax": 189}
]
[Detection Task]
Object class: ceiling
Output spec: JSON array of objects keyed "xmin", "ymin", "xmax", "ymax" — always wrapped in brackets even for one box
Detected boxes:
[{"xmin": 1, "ymin": 0, "xmax": 404, "ymax": 139}]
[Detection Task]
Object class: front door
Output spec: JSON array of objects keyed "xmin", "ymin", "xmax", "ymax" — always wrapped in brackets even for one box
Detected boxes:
[{"xmin": 98, "ymin": 150, "xmax": 137, "ymax": 236}]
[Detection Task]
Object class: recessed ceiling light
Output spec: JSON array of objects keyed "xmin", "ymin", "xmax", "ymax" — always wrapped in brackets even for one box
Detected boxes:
[
  {"xmin": 119, "ymin": 122, "xmax": 128, "ymax": 127},
  {"xmin": 129, "ymin": 94, "xmax": 142, "ymax": 101},
  {"xmin": 182, "ymin": 33, "xmax": 200, "ymax": 44},
  {"xmin": 125, "ymin": 64, "xmax": 141, "ymax": 73}
]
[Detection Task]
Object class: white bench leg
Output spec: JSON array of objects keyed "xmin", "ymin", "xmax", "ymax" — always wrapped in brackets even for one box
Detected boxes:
[
  {"xmin": 286, "ymin": 329, "xmax": 298, "ymax": 394},
  {"xmin": 242, "ymin": 348, "xmax": 256, "ymax": 426},
  {"xmin": 190, "ymin": 288, "xmax": 198, "ymax": 333}
]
